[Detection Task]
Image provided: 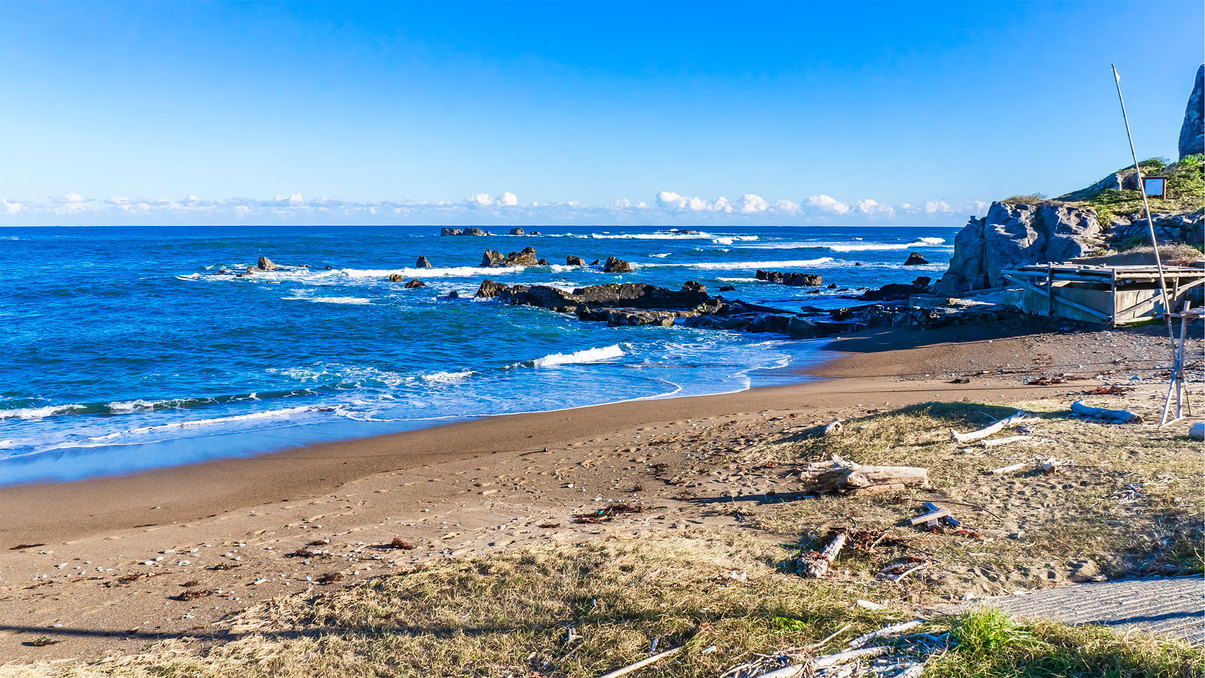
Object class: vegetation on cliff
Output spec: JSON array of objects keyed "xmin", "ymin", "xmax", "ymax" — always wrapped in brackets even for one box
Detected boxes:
[{"xmin": 1060, "ymin": 154, "xmax": 1204, "ymax": 226}]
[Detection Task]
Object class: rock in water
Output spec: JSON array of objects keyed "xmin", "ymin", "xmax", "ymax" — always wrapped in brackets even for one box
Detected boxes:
[
  {"xmin": 481, "ymin": 250, "xmax": 506, "ymax": 267},
  {"xmin": 566, "ymin": 255, "xmax": 586, "ymax": 266},
  {"xmin": 464, "ymin": 227, "xmax": 488, "ymax": 236},
  {"xmin": 440, "ymin": 227, "xmax": 463, "ymax": 236},
  {"xmin": 590, "ymin": 259, "xmax": 601, "ymax": 265},
  {"xmin": 388, "ymin": 273, "xmax": 405, "ymax": 282},
  {"xmin": 257, "ymin": 256, "xmax": 278, "ymax": 271},
  {"xmin": 682, "ymin": 280, "xmax": 706, "ymax": 293},
  {"xmin": 937, "ymin": 201, "xmax": 1101, "ymax": 295},
  {"xmin": 446, "ymin": 290, "xmax": 460, "ymax": 299},
  {"xmin": 755, "ymin": 270, "xmax": 822, "ymax": 286},
  {"xmin": 1180, "ymin": 64, "xmax": 1204, "ymax": 160},
  {"xmin": 403, "ymin": 278, "xmax": 426, "ymax": 289},
  {"xmin": 509, "ymin": 227, "xmax": 525, "ymax": 236},
  {"xmin": 476, "ymin": 279, "xmax": 511, "ymax": 298},
  {"xmin": 602, "ymin": 256, "xmax": 634, "ymax": 273},
  {"xmin": 482, "ymin": 247, "xmax": 539, "ymax": 267},
  {"xmin": 416, "ymin": 256, "xmax": 432, "ymax": 268},
  {"xmin": 537, "ymin": 258, "xmax": 549, "ymax": 266},
  {"xmin": 904, "ymin": 252, "xmax": 928, "ymax": 265}
]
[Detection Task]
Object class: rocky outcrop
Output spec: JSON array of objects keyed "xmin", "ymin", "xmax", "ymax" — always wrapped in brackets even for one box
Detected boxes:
[
  {"xmin": 1058, "ymin": 169, "xmax": 1141, "ymax": 201},
  {"xmin": 416, "ymin": 256, "xmax": 432, "ymax": 269},
  {"xmin": 903, "ymin": 252, "xmax": 928, "ymax": 266},
  {"xmin": 475, "ymin": 279, "xmax": 511, "ymax": 298},
  {"xmin": 509, "ymin": 227, "xmax": 525, "ymax": 236},
  {"xmin": 682, "ymin": 280, "xmax": 706, "ymax": 293},
  {"xmin": 756, "ymin": 270, "xmax": 823, "ymax": 287},
  {"xmin": 537, "ymin": 258, "xmax": 550, "ymax": 266},
  {"xmin": 937, "ymin": 201, "xmax": 1102, "ymax": 295},
  {"xmin": 566, "ymin": 256, "xmax": 586, "ymax": 266},
  {"xmin": 257, "ymin": 256, "xmax": 278, "ymax": 271},
  {"xmin": 441, "ymin": 227, "xmax": 491, "ymax": 236},
  {"xmin": 1180, "ymin": 64, "xmax": 1204, "ymax": 160},
  {"xmin": 481, "ymin": 247, "xmax": 539, "ymax": 267},
  {"xmin": 403, "ymin": 278, "xmax": 426, "ymax": 289},
  {"xmin": 388, "ymin": 273, "xmax": 405, "ymax": 282},
  {"xmin": 1109, "ymin": 210, "xmax": 1205, "ymax": 248},
  {"xmin": 602, "ymin": 256, "xmax": 633, "ymax": 273}
]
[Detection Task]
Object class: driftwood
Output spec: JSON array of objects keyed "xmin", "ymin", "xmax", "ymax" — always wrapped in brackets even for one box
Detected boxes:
[
  {"xmin": 989, "ymin": 462, "xmax": 1027, "ymax": 474},
  {"xmin": 949, "ymin": 411, "xmax": 1035, "ymax": 443},
  {"xmin": 799, "ymin": 455, "xmax": 928, "ymax": 495},
  {"xmin": 757, "ymin": 647, "xmax": 889, "ymax": 678},
  {"xmin": 1034, "ymin": 458, "xmax": 1064, "ymax": 474},
  {"xmin": 921, "ymin": 501, "xmax": 960, "ymax": 526},
  {"xmin": 597, "ymin": 644, "xmax": 685, "ymax": 678},
  {"xmin": 1071, "ymin": 400, "xmax": 1142, "ymax": 424},
  {"xmin": 846, "ymin": 619, "xmax": 923, "ymax": 649},
  {"xmin": 824, "ymin": 419, "xmax": 844, "ymax": 435},
  {"xmin": 910, "ymin": 508, "xmax": 950, "ymax": 526},
  {"xmin": 799, "ymin": 532, "xmax": 846, "ymax": 578},
  {"xmin": 980, "ymin": 435, "xmax": 1032, "ymax": 448}
]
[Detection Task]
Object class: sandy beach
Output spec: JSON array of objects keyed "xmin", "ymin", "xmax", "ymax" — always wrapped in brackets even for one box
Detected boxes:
[{"xmin": 2, "ymin": 319, "xmax": 1196, "ymax": 663}]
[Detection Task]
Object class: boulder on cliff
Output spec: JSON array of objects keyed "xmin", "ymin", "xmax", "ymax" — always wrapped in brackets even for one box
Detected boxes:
[
  {"xmin": 903, "ymin": 252, "xmax": 928, "ymax": 266},
  {"xmin": 1180, "ymin": 64, "xmax": 1204, "ymax": 160},
  {"xmin": 937, "ymin": 201, "xmax": 1101, "ymax": 295},
  {"xmin": 602, "ymin": 256, "xmax": 633, "ymax": 273},
  {"xmin": 416, "ymin": 256, "xmax": 432, "ymax": 269}
]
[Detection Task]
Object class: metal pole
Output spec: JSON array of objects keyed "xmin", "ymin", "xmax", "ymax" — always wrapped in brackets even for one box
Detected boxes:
[{"xmin": 1111, "ymin": 64, "xmax": 1175, "ymax": 338}]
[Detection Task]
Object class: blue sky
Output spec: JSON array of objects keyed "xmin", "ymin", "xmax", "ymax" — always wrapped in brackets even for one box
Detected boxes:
[{"xmin": 1, "ymin": 0, "xmax": 1202, "ymax": 226}]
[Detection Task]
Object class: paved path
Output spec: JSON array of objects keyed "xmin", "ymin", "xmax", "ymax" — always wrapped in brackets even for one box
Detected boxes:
[{"xmin": 968, "ymin": 576, "xmax": 1204, "ymax": 646}]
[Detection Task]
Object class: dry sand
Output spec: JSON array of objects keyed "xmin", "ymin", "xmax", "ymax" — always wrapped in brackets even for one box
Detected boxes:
[{"xmin": 0, "ymin": 321, "xmax": 1197, "ymax": 662}]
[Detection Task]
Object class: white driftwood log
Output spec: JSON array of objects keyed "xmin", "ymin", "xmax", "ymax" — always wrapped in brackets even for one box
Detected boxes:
[
  {"xmin": 799, "ymin": 456, "xmax": 928, "ymax": 495},
  {"xmin": 1071, "ymin": 400, "xmax": 1142, "ymax": 424},
  {"xmin": 597, "ymin": 645, "xmax": 685, "ymax": 678},
  {"xmin": 845, "ymin": 619, "xmax": 923, "ymax": 649},
  {"xmin": 950, "ymin": 411, "xmax": 1035, "ymax": 443},
  {"xmin": 980, "ymin": 435, "xmax": 1033, "ymax": 448},
  {"xmin": 800, "ymin": 532, "xmax": 847, "ymax": 578},
  {"xmin": 989, "ymin": 462, "xmax": 1026, "ymax": 474}
]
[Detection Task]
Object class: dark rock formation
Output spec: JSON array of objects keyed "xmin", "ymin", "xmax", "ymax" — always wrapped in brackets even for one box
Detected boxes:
[
  {"xmin": 719, "ymin": 285, "xmax": 736, "ymax": 292},
  {"xmin": 476, "ymin": 279, "xmax": 511, "ymax": 298},
  {"xmin": 756, "ymin": 270, "xmax": 823, "ymax": 287},
  {"xmin": 257, "ymin": 256, "xmax": 278, "ymax": 271},
  {"xmin": 858, "ymin": 281, "xmax": 927, "ymax": 302},
  {"xmin": 903, "ymin": 252, "xmax": 928, "ymax": 266},
  {"xmin": 537, "ymin": 258, "xmax": 550, "ymax": 266},
  {"xmin": 440, "ymin": 227, "xmax": 462, "ymax": 236},
  {"xmin": 937, "ymin": 201, "xmax": 1101, "ymax": 295},
  {"xmin": 590, "ymin": 259, "xmax": 601, "ymax": 265},
  {"xmin": 442, "ymin": 227, "xmax": 491, "ymax": 236},
  {"xmin": 602, "ymin": 256, "xmax": 633, "ymax": 273},
  {"xmin": 481, "ymin": 247, "xmax": 539, "ymax": 267},
  {"xmin": 465, "ymin": 227, "xmax": 488, "ymax": 236},
  {"xmin": 388, "ymin": 273, "xmax": 405, "ymax": 282},
  {"xmin": 403, "ymin": 278, "xmax": 426, "ymax": 289},
  {"xmin": 1180, "ymin": 64, "xmax": 1204, "ymax": 160},
  {"xmin": 530, "ymin": 231, "xmax": 543, "ymax": 236},
  {"xmin": 416, "ymin": 256, "xmax": 432, "ymax": 269},
  {"xmin": 446, "ymin": 290, "xmax": 460, "ymax": 299},
  {"xmin": 682, "ymin": 280, "xmax": 706, "ymax": 293},
  {"xmin": 566, "ymin": 255, "xmax": 586, "ymax": 266},
  {"xmin": 509, "ymin": 227, "xmax": 525, "ymax": 236},
  {"xmin": 1110, "ymin": 210, "xmax": 1204, "ymax": 248},
  {"xmin": 827, "ymin": 283, "xmax": 837, "ymax": 289}
]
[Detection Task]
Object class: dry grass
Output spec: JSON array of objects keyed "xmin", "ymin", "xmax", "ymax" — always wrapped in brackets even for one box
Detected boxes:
[{"xmin": 740, "ymin": 400, "xmax": 1203, "ymax": 599}]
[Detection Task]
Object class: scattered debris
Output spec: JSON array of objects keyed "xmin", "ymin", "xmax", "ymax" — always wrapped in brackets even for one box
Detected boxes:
[
  {"xmin": 177, "ymin": 588, "xmax": 215, "ymax": 602},
  {"xmin": 824, "ymin": 419, "xmax": 844, "ymax": 435},
  {"xmin": 1071, "ymin": 400, "xmax": 1142, "ymax": 424},
  {"xmin": 9, "ymin": 543, "xmax": 45, "ymax": 550},
  {"xmin": 208, "ymin": 563, "xmax": 240, "ymax": 571},
  {"xmin": 317, "ymin": 572, "xmax": 343, "ymax": 585},
  {"xmin": 573, "ymin": 503, "xmax": 644, "ymax": 524},
  {"xmin": 877, "ymin": 558, "xmax": 928, "ymax": 583},
  {"xmin": 27, "ymin": 636, "xmax": 58, "ymax": 647},
  {"xmin": 845, "ymin": 619, "xmax": 924, "ymax": 649},
  {"xmin": 949, "ymin": 410, "xmax": 1036, "ymax": 444},
  {"xmin": 388, "ymin": 538, "xmax": 416, "ymax": 550},
  {"xmin": 1034, "ymin": 458, "xmax": 1065, "ymax": 474},
  {"xmin": 979, "ymin": 434, "xmax": 1033, "ymax": 448},
  {"xmin": 597, "ymin": 644, "xmax": 686, "ymax": 678},
  {"xmin": 1085, "ymin": 385, "xmax": 1131, "ymax": 396},
  {"xmin": 988, "ymin": 462, "xmax": 1027, "ymax": 475}
]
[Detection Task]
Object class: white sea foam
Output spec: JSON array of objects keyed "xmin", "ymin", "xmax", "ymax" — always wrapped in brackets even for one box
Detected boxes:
[
  {"xmin": 340, "ymin": 266, "xmax": 529, "ymax": 279},
  {"xmin": 420, "ymin": 370, "xmax": 476, "ymax": 384},
  {"xmin": 648, "ymin": 257, "xmax": 835, "ymax": 271},
  {"xmin": 0, "ymin": 404, "xmax": 85, "ymax": 420},
  {"xmin": 290, "ymin": 296, "xmax": 372, "ymax": 305},
  {"xmin": 527, "ymin": 344, "xmax": 625, "ymax": 368},
  {"xmin": 649, "ymin": 253, "xmax": 671, "ymax": 258},
  {"xmin": 87, "ymin": 405, "xmax": 318, "ymax": 441},
  {"xmin": 107, "ymin": 399, "xmax": 161, "ymax": 413}
]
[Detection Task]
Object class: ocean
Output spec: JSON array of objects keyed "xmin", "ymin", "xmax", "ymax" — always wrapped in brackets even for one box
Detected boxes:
[{"xmin": 0, "ymin": 225, "xmax": 957, "ymax": 485}]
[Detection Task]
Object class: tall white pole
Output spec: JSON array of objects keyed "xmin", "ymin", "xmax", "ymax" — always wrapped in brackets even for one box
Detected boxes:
[{"xmin": 1111, "ymin": 64, "xmax": 1174, "ymax": 337}]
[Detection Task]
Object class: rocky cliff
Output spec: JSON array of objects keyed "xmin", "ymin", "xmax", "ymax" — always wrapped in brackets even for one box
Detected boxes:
[
  {"xmin": 1180, "ymin": 65, "xmax": 1204, "ymax": 160},
  {"xmin": 937, "ymin": 202, "xmax": 1101, "ymax": 295}
]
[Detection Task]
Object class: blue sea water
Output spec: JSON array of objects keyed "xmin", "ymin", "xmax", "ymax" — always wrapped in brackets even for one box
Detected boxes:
[{"xmin": 0, "ymin": 225, "xmax": 957, "ymax": 485}]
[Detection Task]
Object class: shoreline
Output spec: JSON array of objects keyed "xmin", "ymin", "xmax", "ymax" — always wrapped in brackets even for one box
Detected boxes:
[{"xmin": 0, "ymin": 322, "xmax": 1088, "ymax": 547}]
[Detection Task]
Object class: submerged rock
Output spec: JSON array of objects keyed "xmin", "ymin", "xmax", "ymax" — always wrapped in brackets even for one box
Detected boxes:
[
  {"xmin": 903, "ymin": 252, "xmax": 928, "ymax": 266},
  {"xmin": 602, "ymin": 256, "xmax": 633, "ymax": 273},
  {"xmin": 590, "ymin": 259, "xmax": 601, "ymax": 266},
  {"xmin": 403, "ymin": 278, "xmax": 426, "ymax": 289},
  {"xmin": 416, "ymin": 256, "xmax": 432, "ymax": 269},
  {"xmin": 937, "ymin": 201, "xmax": 1101, "ymax": 295},
  {"xmin": 756, "ymin": 270, "xmax": 823, "ymax": 287}
]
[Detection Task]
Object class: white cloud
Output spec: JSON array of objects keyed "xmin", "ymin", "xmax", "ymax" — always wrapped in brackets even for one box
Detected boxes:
[
  {"xmin": 713, "ymin": 196, "xmax": 733, "ymax": 213},
  {"xmin": 499, "ymin": 191, "xmax": 518, "ymax": 206},
  {"xmin": 803, "ymin": 194, "xmax": 850, "ymax": 215},
  {"xmin": 466, "ymin": 193, "xmax": 494, "ymax": 207},
  {"xmin": 853, "ymin": 199, "xmax": 894, "ymax": 217},
  {"xmin": 2, "ymin": 198, "xmax": 24, "ymax": 214},
  {"xmin": 738, "ymin": 193, "xmax": 768, "ymax": 214},
  {"xmin": 59, "ymin": 192, "xmax": 87, "ymax": 203},
  {"xmin": 772, "ymin": 199, "xmax": 800, "ymax": 215},
  {"xmin": 924, "ymin": 200, "xmax": 952, "ymax": 215}
]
